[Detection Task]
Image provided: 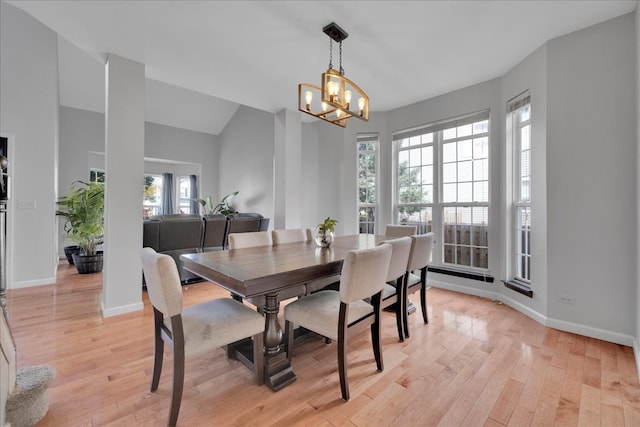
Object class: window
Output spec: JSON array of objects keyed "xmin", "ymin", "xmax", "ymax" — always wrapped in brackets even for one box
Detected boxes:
[
  {"xmin": 394, "ymin": 110, "xmax": 490, "ymax": 271},
  {"xmin": 509, "ymin": 93, "xmax": 531, "ymax": 284},
  {"xmin": 358, "ymin": 134, "xmax": 378, "ymax": 234},
  {"xmin": 89, "ymin": 169, "xmax": 105, "ymax": 183},
  {"xmin": 143, "ymin": 174, "xmax": 163, "ymax": 219},
  {"xmin": 177, "ymin": 176, "xmax": 192, "ymax": 214}
]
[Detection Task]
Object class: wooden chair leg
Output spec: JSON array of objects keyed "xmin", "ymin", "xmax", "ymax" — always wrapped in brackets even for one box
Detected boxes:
[
  {"xmin": 420, "ymin": 268, "xmax": 429, "ymax": 324},
  {"xmin": 168, "ymin": 317, "xmax": 185, "ymax": 427},
  {"xmin": 338, "ymin": 334, "xmax": 349, "ymax": 401},
  {"xmin": 371, "ymin": 309, "xmax": 384, "ymax": 372},
  {"xmin": 284, "ymin": 320, "xmax": 294, "ymax": 364},
  {"xmin": 394, "ymin": 279, "xmax": 405, "ymax": 342},
  {"xmin": 253, "ymin": 331, "xmax": 264, "ymax": 385},
  {"xmin": 151, "ymin": 308, "xmax": 164, "ymax": 392},
  {"xmin": 403, "ymin": 284, "xmax": 411, "ymax": 339},
  {"xmin": 338, "ymin": 305, "xmax": 349, "ymax": 401}
]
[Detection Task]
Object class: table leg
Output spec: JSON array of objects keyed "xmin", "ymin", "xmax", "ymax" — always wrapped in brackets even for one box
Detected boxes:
[{"xmin": 262, "ymin": 293, "xmax": 296, "ymax": 391}]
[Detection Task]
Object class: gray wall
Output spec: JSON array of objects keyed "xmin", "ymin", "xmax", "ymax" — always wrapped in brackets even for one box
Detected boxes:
[
  {"xmin": 218, "ymin": 105, "xmax": 275, "ymax": 222},
  {"xmin": 0, "ymin": 2, "xmax": 59, "ymax": 286},
  {"xmin": 546, "ymin": 13, "xmax": 636, "ymax": 339},
  {"xmin": 636, "ymin": 3, "xmax": 640, "ymax": 366}
]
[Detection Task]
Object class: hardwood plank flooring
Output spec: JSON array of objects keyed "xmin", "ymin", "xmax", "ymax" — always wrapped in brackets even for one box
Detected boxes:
[{"xmin": 5, "ymin": 262, "xmax": 640, "ymax": 426}]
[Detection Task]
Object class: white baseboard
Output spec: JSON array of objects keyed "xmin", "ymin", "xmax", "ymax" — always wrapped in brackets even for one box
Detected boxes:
[
  {"xmin": 429, "ymin": 280, "xmax": 635, "ymax": 347},
  {"xmin": 10, "ymin": 277, "xmax": 56, "ymax": 289},
  {"xmin": 101, "ymin": 301, "xmax": 144, "ymax": 318}
]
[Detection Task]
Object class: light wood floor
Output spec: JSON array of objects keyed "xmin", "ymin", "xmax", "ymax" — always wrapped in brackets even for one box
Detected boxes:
[{"xmin": 5, "ymin": 262, "xmax": 640, "ymax": 426}]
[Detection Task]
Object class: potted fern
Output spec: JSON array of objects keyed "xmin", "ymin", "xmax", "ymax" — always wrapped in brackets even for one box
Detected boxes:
[{"xmin": 56, "ymin": 181, "xmax": 105, "ymax": 274}]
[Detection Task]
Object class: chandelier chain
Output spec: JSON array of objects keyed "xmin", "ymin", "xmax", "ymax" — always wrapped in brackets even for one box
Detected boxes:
[
  {"xmin": 328, "ymin": 39, "xmax": 333, "ymax": 70},
  {"xmin": 339, "ymin": 41, "xmax": 344, "ymax": 75}
]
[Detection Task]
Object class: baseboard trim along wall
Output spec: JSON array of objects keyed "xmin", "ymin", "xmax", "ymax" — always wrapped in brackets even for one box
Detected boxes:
[{"xmin": 101, "ymin": 301, "xmax": 144, "ymax": 318}]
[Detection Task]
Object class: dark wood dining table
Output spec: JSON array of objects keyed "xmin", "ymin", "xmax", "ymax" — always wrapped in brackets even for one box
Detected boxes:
[{"xmin": 181, "ymin": 233, "xmax": 386, "ymax": 391}]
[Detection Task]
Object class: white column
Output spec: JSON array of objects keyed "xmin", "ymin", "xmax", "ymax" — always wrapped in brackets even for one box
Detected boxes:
[
  {"xmin": 273, "ymin": 109, "xmax": 302, "ymax": 229},
  {"xmin": 102, "ymin": 54, "xmax": 145, "ymax": 317}
]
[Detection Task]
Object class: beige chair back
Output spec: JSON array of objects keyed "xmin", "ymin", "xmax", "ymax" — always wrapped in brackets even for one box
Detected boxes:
[
  {"xmin": 228, "ymin": 231, "xmax": 273, "ymax": 249},
  {"xmin": 340, "ymin": 243, "xmax": 392, "ymax": 304},
  {"xmin": 380, "ymin": 236, "xmax": 412, "ymax": 282},
  {"xmin": 385, "ymin": 224, "xmax": 418, "ymax": 237},
  {"xmin": 408, "ymin": 232, "xmax": 435, "ymax": 271},
  {"xmin": 272, "ymin": 228, "xmax": 307, "ymax": 245},
  {"xmin": 140, "ymin": 247, "xmax": 183, "ymax": 317}
]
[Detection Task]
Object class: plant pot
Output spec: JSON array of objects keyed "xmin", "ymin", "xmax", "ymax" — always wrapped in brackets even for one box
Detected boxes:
[
  {"xmin": 72, "ymin": 252, "xmax": 104, "ymax": 274},
  {"xmin": 63, "ymin": 245, "xmax": 81, "ymax": 265}
]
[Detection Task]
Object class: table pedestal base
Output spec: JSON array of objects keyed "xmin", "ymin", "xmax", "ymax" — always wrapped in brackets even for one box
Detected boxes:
[{"xmin": 264, "ymin": 352, "xmax": 296, "ymax": 391}]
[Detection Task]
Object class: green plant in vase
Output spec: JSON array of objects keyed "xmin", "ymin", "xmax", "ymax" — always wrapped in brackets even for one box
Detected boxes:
[{"xmin": 315, "ymin": 217, "xmax": 338, "ymax": 248}]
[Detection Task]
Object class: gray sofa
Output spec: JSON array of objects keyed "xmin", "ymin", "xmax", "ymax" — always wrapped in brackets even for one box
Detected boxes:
[{"xmin": 142, "ymin": 213, "xmax": 270, "ymax": 283}]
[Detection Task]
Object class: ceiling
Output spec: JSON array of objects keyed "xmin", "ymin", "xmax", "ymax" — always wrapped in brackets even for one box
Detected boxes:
[{"xmin": 6, "ymin": 0, "xmax": 638, "ymax": 135}]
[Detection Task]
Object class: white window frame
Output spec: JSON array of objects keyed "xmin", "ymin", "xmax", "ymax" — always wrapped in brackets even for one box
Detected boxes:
[
  {"xmin": 357, "ymin": 133, "xmax": 379, "ymax": 234},
  {"xmin": 508, "ymin": 93, "xmax": 532, "ymax": 284},
  {"xmin": 177, "ymin": 175, "xmax": 192, "ymax": 214},
  {"xmin": 393, "ymin": 110, "xmax": 490, "ymax": 272}
]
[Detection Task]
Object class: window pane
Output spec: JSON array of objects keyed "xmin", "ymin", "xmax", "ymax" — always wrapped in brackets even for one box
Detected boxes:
[
  {"xmin": 422, "ymin": 165, "xmax": 433, "ymax": 185},
  {"xmin": 409, "ymin": 136, "xmax": 421, "ymax": 146},
  {"xmin": 457, "ymin": 123, "xmax": 472, "ymax": 138},
  {"xmin": 443, "ymin": 127, "xmax": 457, "ymax": 140},
  {"xmin": 458, "ymin": 160, "xmax": 472, "ymax": 182},
  {"xmin": 398, "ymin": 150, "xmax": 408, "ymax": 165},
  {"xmin": 443, "ymin": 183, "xmax": 456, "ymax": 202},
  {"xmin": 473, "ymin": 181, "xmax": 488, "ymax": 202},
  {"xmin": 458, "ymin": 182, "xmax": 472, "ymax": 202},
  {"xmin": 422, "ymin": 185, "xmax": 433, "ymax": 203},
  {"xmin": 521, "ymin": 125, "xmax": 530, "ymax": 150},
  {"xmin": 359, "ymin": 206, "xmax": 376, "ymax": 234},
  {"xmin": 421, "ymin": 146, "xmax": 433, "ymax": 165},
  {"xmin": 473, "ymin": 137, "xmax": 488, "ymax": 159},
  {"xmin": 473, "ymin": 159, "xmax": 488, "ymax": 181},
  {"xmin": 473, "ymin": 120, "xmax": 488, "ymax": 134},
  {"xmin": 443, "ymin": 163, "xmax": 456, "ymax": 183},
  {"xmin": 458, "ymin": 139, "xmax": 473, "ymax": 160},
  {"xmin": 443, "ymin": 142, "xmax": 456, "ymax": 162},
  {"xmin": 409, "ymin": 148, "xmax": 422, "ymax": 167}
]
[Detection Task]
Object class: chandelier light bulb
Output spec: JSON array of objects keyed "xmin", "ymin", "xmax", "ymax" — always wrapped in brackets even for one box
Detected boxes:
[
  {"xmin": 336, "ymin": 109, "xmax": 343, "ymax": 118},
  {"xmin": 358, "ymin": 97, "xmax": 366, "ymax": 116},
  {"xmin": 305, "ymin": 91, "xmax": 313, "ymax": 110},
  {"xmin": 344, "ymin": 90, "xmax": 352, "ymax": 109},
  {"xmin": 322, "ymin": 101, "xmax": 328, "ymax": 112}
]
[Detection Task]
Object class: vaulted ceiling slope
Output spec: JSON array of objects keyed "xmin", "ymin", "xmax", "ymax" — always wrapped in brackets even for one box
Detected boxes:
[{"xmin": 7, "ymin": 1, "xmax": 637, "ymax": 135}]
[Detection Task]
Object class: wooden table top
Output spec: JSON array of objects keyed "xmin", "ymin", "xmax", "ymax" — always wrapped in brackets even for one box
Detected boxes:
[{"xmin": 181, "ymin": 234, "xmax": 387, "ymax": 298}]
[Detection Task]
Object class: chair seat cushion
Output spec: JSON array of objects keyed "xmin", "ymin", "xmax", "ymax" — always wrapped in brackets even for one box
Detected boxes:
[
  {"xmin": 382, "ymin": 283, "xmax": 398, "ymax": 300},
  {"xmin": 166, "ymin": 298, "xmax": 264, "ymax": 356},
  {"xmin": 284, "ymin": 290, "xmax": 374, "ymax": 341},
  {"xmin": 406, "ymin": 272, "xmax": 421, "ymax": 287}
]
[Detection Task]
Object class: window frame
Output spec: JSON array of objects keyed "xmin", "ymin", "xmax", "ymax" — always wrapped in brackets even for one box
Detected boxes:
[
  {"xmin": 509, "ymin": 95, "xmax": 532, "ymax": 285},
  {"xmin": 393, "ymin": 110, "xmax": 490, "ymax": 273},
  {"xmin": 357, "ymin": 133, "xmax": 379, "ymax": 235}
]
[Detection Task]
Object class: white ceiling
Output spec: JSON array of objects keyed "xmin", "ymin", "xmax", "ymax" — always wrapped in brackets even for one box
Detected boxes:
[{"xmin": 7, "ymin": 0, "xmax": 638, "ymax": 135}]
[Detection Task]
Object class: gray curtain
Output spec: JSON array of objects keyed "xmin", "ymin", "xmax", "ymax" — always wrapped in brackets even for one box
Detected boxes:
[
  {"xmin": 189, "ymin": 174, "xmax": 198, "ymax": 214},
  {"xmin": 162, "ymin": 173, "xmax": 174, "ymax": 214}
]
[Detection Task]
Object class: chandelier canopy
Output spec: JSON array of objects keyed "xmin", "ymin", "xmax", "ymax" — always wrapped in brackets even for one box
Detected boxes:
[{"xmin": 298, "ymin": 22, "xmax": 369, "ymax": 128}]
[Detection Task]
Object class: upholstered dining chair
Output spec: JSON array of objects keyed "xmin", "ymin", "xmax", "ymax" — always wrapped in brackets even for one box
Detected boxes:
[
  {"xmin": 140, "ymin": 248, "xmax": 265, "ymax": 427},
  {"xmin": 403, "ymin": 232, "xmax": 435, "ymax": 338},
  {"xmin": 284, "ymin": 243, "xmax": 392, "ymax": 401},
  {"xmin": 378, "ymin": 236, "xmax": 413, "ymax": 342},
  {"xmin": 272, "ymin": 228, "xmax": 307, "ymax": 245},
  {"xmin": 272, "ymin": 228, "xmax": 341, "ymax": 295},
  {"xmin": 228, "ymin": 230, "xmax": 273, "ymax": 249},
  {"xmin": 385, "ymin": 224, "xmax": 418, "ymax": 237},
  {"xmin": 229, "ymin": 230, "xmax": 306, "ymax": 309}
]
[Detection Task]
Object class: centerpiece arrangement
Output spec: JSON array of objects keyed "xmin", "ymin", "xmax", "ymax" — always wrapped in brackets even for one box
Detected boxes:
[{"xmin": 314, "ymin": 217, "xmax": 338, "ymax": 248}]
